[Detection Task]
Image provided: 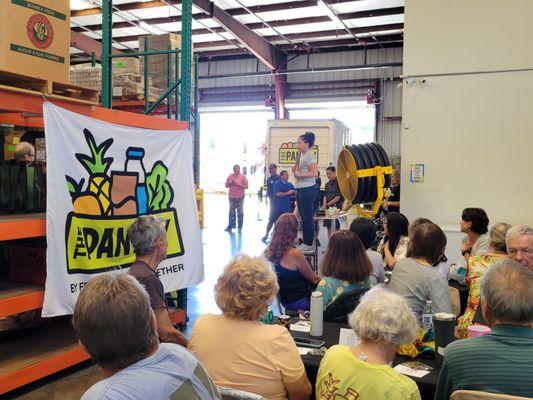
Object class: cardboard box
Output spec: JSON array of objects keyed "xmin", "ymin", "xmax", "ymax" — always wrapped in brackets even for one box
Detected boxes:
[
  {"xmin": 139, "ymin": 33, "xmax": 195, "ymax": 89},
  {"xmin": 70, "ymin": 58, "xmax": 165, "ymax": 100},
  {"xmin": 35, "ymin": 137, "xmax": 45, "ymax": 162},
  {"xmin": 0, "ymin": 0, "xmax": 70, "ymax": 83}
]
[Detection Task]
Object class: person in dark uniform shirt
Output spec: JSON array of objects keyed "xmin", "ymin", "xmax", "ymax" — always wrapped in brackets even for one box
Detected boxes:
[
  {"xmin": 322, "ymin": 166, "xmax": 344, "ymax": 237},
  {"xmin": 384, "ymin": 169, "xmax": 400, "ymax": 213},
  {"xmin": 262, "ymin": 170, "xmax": 294, "ymax": 243}
]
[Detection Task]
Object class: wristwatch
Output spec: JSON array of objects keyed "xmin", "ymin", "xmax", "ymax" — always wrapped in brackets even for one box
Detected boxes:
[{"xmin": 461, "ymin": 249, "xmax": 471, "ymax": 256}]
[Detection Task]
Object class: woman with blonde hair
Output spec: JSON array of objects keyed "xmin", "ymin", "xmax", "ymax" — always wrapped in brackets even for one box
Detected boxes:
[
  {"xmin": 188, "ymin": 255, "xmax": 312, "ymax": 400},
  {"xmin": 265, "ymin": 213, "xmax": 320, "ymax": 311},
  {"xmin": 456, "ymin": 222, "xmax": 511, "ymax": 338},
  {"xmin": 316, "ymin": 288, "xmax": 421, "ymax": 400}
]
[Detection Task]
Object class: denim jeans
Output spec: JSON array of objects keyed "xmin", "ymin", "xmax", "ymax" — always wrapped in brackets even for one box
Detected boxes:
[{"xmin": 296, "ymin": 185, "xmax": 316, "ymax": 246}]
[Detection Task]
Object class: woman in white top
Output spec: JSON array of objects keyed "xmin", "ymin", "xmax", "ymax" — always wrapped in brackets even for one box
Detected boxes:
[
  {"xmin": 292, "ymin": 131, "xmax": 318, "ymax": 252},
  {"xmin": 378, "ymin": 212, "xmax": 409, "ymax": 269}
]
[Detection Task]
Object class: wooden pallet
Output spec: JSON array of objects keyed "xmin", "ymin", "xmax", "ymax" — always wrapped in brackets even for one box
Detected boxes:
[{"xmin": 0, "ymin": 69, "xmax": 99, "ymax": 104}]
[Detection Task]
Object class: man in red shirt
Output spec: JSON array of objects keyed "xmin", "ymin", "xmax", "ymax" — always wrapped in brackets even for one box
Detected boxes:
[{"xmin": 224, "ymin": 164, "xmax": 248, "ymax": 232}]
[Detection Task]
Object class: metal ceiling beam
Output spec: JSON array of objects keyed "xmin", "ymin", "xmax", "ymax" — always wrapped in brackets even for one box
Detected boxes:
[
  {"xmin": 70, "ymin": 30, "xmax": 125, "ymax": 59},
  {"xmin": 192, "ymin": 0, "xmax": 285, "ymax": 70},
  {"xmin": 71, "ymin": 6, "xmax": 404, "ymax": 34},
  {"xmin": 89, "ymin": 21, "xmax": 404, "ymax": 46},
  {"xmin": 196, "ymin": 37, "xmax": 402, "ymax": 58}
]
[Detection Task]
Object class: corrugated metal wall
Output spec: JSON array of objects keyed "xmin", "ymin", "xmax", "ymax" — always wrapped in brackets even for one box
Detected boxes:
[{"xmin": 197, "ymin": 47, "xmax": 404, "ymax": 157}]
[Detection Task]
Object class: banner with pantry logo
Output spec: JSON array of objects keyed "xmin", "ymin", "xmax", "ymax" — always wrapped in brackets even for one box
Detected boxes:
[{"xmin": 42, "ymin": 103, "xmax": 203, "ymax": 317}]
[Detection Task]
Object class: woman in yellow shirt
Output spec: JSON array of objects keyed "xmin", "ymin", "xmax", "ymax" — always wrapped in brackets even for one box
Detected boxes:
[{"xmin": 316, "ymin": 287, "xmax": 420, "ymax": 400}]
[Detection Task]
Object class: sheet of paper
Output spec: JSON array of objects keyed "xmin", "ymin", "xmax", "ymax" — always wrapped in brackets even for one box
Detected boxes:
[
  {"xmin": 339, "ymin": 328, "xmax": 360, "ymax": 346},
  {"xmin": 297, "ymin": 347, "xmax": 313, "ymax": 355},
  {"xmin": 290, "ymin": 323, "xmax": 311, "ymax": 333},
  {"xmin": 393, "ymin": 364, "xmax": 431, "ymax": 378}
]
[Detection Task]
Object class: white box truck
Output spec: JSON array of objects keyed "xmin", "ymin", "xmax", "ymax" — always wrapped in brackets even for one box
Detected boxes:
[{"xmin": 265, "ymin": 119, "xmax": 352, "ymax": 187}]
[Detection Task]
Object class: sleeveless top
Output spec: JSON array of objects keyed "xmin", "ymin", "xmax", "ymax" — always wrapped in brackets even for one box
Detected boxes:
[{"xmin": 274, "ymin": 263, "xmax": 310, "ymax": 304}]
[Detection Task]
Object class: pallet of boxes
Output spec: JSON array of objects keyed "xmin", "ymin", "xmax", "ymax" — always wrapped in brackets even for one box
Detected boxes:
[
  {"xmin": 139, "ymin": 33, "xmax": 195, "ymax": 102},
  {"xmin": 0, "ymin": 0, "xmax": 98, "ymax": 102},
  {"xmin": 70, "ymin": 58, "xmax": 165, "ymax": 102}
]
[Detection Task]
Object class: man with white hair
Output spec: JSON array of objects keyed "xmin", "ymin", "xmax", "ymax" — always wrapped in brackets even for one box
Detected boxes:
[
  {"xmin": 435, "ymin": 259, "xmax": 533, "ymax": 400},
  {"xmin": 128, "ymin": 215, "xmax": 188, "ymax": 347},
  {"xmin": 506, "ymin": 224, "xmax": 533, "ymax": 271},
  {"xmin": 13, "ymin": 141, "xmax": 35, "ymax": 166}
]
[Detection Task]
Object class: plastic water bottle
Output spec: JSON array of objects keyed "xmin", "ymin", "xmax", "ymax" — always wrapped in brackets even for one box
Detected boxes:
[
  {"xmin": 310, "ymin": 291, "xmax": 323, "ymax": 337},
  {"xmin": 422, "ymin": 300, "xmax": 434, "ymax": 330}
]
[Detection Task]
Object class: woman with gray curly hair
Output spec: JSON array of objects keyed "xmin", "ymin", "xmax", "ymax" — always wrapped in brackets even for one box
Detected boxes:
[
  {"xmin": 188, "ymin": 255, "xmax": 312, "ymax": 400},
  {"xmin": 316, "ymin": 287, "xmax": 421, "ymax": 400}
]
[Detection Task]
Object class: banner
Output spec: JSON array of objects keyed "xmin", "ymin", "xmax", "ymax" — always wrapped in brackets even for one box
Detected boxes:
[{"xmin": 42, "ymin": 103, "xmax": 203, "ymax": 316}]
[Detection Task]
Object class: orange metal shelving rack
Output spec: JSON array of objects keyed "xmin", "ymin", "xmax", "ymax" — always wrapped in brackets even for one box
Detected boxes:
[{"xmin": 0, "ymin": 85, "xmax": 188, "ymax": 395}]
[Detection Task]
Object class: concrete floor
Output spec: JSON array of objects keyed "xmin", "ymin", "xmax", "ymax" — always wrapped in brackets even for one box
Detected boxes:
[{"xmin": 4, "ymin": 194, "xmax": 329, "ymax": 399}]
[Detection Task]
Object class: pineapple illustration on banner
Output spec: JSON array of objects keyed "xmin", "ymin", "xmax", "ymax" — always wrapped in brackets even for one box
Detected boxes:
[{"xmin": 64, "ymin": 129, "xmax": 183, "ymax": 275}]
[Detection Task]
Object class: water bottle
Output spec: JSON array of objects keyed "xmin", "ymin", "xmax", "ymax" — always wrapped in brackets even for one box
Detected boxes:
[
  {"xmin": 310, "ymin": 291, "xmax": 323, "ymax": 337},
  {"xmin": 422, "ymin": 300, "xmax": 434, "ymax": 330},
  {"xmin": 125, "ymin": 147, "xmax": 148, "ymax": 214}
]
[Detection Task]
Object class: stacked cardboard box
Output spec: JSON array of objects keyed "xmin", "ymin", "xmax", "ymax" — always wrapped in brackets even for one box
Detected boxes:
[
  {"xmin": 69, "ymin": 58, "xmax": 164, "ymax": 100},
  {"xmin": 0, "ymin": 0, "xmax": 70, "ymax": 83},
  {"xmin": 139, "ymin": 33, "xmax": 195, "ymax": 103}
]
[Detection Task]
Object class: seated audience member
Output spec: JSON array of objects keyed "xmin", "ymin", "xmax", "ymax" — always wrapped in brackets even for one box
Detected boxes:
[
  {"xmin": 435, "ymin": 259, "xmax": 533, "ymax": 400},
  {"xmin": 264, "ymin": 213, "xmax": 320, "ymax": 310},
  {"xmin": 377, "ymin": 212, "xmax": 409, "ymax": 268},
  {"xmin": 317, "ymin": 230, "xmax": 373, "ymax": 309},
  {"xmin": 456, "ymin": 222, "xmax": 510, "ymax": 338},
  {"xmin": 506, "ymin": 224, "xmax": 533, "ymax": 272},
  {"xmin": 460, "ymin": 207, "xmax": 489, "ymax": 262},
  {"xmin": 409, "ymin": 218, "xmax": 450, "ymax": 280},
  {"xmin": 388, "ymin": 222, "xmax": 451, "ymax": 321},
  {"xmin": 73, "ymin": 274, "xmax": 220, "ymax": 400},
  {"xmin": 471, "ymin": 224, "xmax": 533, "ymax": 325},
  {"xmin": 127, "ymin": 215, "xmax": 188, "ymax": 347},
  {"xmin": 349, "ymin": 217, "xmax": 385, "ymax": 284},
  {"xmin": 188, "ymin": 255, "xmax": 312, "ymax": 400},
  {"xmin": 316, "ymin": 288, "xmax": 421, "ymax": 400}
]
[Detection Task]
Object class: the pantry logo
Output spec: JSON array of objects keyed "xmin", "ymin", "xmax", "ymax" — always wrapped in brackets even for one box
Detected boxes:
[
  {"xmin": 64, "ymin": 129, "xmax": 184, "ymax": 274},
  {"xmin": 278, "ymin": 142, "xmax": 319, "ymax": 164},
  {"xmin": 27, "ymin": 14, "xmax": 54, "ymax": 49}
]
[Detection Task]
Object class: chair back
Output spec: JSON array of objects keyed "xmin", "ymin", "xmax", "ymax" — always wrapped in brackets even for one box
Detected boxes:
[
  {"xmin": 323, "ymin": 286, "xmax": 368, "ymax": 324},
  {"xmin": 451, "ymin": 390, "xmax": 533, "ymax": 400},
  {"xmin": 218, "ymin": 386, "xmax": 267, "ymax": 400},
  {"xmin": 449, "ymin": 286, "xmax": 461, "ymax": 317}
]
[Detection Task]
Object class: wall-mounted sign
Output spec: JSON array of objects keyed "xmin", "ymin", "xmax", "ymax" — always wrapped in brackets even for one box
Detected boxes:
[
  {"xmin": 278, "ymin": 142, "xmax": 319, "ymax": 164},
  {"xmin": 410, "ymin": 164, "xmax": 424, "ymax": 183}
]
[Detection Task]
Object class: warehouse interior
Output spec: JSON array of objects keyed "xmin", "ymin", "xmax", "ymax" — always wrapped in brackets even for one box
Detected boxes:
[{"xmin": 1, "ymin": 0, "xmax": 532, "ymax": 399}]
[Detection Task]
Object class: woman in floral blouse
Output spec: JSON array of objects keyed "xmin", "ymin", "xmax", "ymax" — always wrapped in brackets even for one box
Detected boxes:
[
  {"xmin": 317, "ymin": 230, "xmax": 373, "ymax": 309},
  {"xmin": 456, "ymin": 222, "xmax": 511, "ymax": 338}
]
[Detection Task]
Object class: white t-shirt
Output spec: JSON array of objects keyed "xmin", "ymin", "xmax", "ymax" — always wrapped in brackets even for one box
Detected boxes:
[
  {"xmin": 294, "ymin": 150, "xmax": 317, "ymax": 189},
  {"xmin": 82, "ymin": 343, "xmax": 221, "ymax": 400}
]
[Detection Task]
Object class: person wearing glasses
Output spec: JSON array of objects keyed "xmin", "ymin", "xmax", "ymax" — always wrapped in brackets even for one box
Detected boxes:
[{"xmin": 14, "ymin": 142, "xmax": 36, "ymax": 166}]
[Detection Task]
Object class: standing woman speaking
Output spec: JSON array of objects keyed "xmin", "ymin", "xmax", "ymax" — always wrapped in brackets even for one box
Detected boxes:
[{"xmin": 293, "ymin": 132, "xmax": 318, "ymax": 252}]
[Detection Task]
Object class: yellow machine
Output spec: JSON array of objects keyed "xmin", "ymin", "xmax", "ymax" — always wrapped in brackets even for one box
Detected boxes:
[{"xmin": 336, "ymin": 143, "xmax": 393, "ymax": 218}]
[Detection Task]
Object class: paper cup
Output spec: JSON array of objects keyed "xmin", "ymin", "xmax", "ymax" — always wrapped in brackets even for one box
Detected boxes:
[{"xmin": 467, "ymin": 324, "xmax": 491, "ymax": 338}]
